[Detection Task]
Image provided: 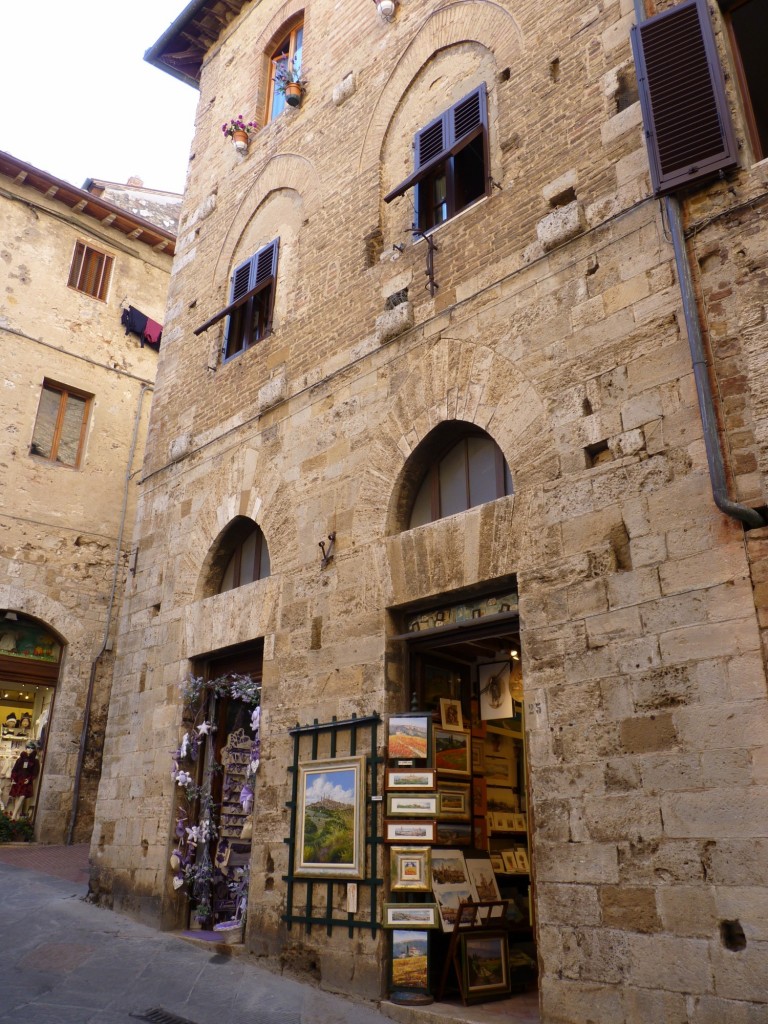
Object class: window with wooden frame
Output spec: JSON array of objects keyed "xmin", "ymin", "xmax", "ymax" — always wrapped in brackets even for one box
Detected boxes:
[
  {"xmin": 220, "ymin": 522, "xmax": 271, "ymax": 592},
  {"xmin": 631, "ymin": 0, "xmax": 738, "ymax": 195},
  {"xmin": 409, "ymin": 431, "xmax": 513, "ymax": 529},
  {"xmin": 29, "ymin": 380, "xmax": 92, "ymax": 468},
  {"xmin": 67, "ymin": 241, "xmax": 113, "ymax": 301},
  {"xmin": 719, "ymin": 0, "xmax": 767, "ymax": 162},
  {"xmin": 266, "ymin": 19, "xmax": 303, "ymax": 123},
  {"xmin": 193, "ymin": 239, "xmax": 279, "ymax": 359},
  {"xmin": 384, "ymin": 85, "xmax": 490, "ymax": 232}
]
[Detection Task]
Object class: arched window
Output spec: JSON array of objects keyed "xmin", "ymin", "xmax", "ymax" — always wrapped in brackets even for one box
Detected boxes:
[
  {"xmin": 266, "ymin": 19, "xmax": 303, "ymax": 123},
  {"xmin": 220, "ymin": 521, "xmax": 271, "ymax": 592},
  {"xmin": 409, "ymin": 432, "xmax": 513, "ymax": 528}
]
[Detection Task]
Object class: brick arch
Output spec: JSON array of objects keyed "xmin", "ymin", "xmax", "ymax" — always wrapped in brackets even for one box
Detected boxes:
[
  {"xmin": 354, "ymin": 334, "xmax": 551, "ymax": 539},
  {"xmin": 171, "ymin": 446, "xmax": 300, "ymax": 606},
  {"xmin": 255, "ymin": 0, "xmax": 305, "ymax": 58},
  {"xmin": 0, "ymin": 584, "xmax": 87, "ymax": 657},
  {"xmin": 358, "ymin": 0, "xmax": 524, "ymax": 173},
  {"xmin": 213, "ymin": 153, "xmax": 322, "ymax": 292}
]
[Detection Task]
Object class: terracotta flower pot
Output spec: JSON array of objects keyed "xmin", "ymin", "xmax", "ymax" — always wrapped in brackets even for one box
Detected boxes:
[
  {"xmin": 285, "ymin": 82, "xmax": 302, "ymax": 107},
  {"xmin": 232, "ymin": 129, "xmax": 249, "ymax": 151}
]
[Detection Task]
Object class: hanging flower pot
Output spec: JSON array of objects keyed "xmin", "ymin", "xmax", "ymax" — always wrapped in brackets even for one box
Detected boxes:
[
  {"xmin": 285, "ymin": 82, "xmax": 302, "ymax": 107},
  {"xmin": 232, "ymin": 129, "xmax": 249, "ymax": 152},
  {"xmin": 221, "ymin": 117, "xmax": 259, "ymax": 152}
]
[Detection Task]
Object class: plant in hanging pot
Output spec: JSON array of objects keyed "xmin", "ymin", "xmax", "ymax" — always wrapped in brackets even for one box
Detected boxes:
[
  {"xmin": 275, "ymin": 57, "xmax": 304, "ymax": 107},
  {"xmin": 221, "ymin": 116, "xmax": 259, "ymax": 151}
]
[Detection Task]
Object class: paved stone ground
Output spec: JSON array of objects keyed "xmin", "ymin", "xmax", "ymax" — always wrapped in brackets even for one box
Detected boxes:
[{"xmin": 0, "ymin": 845, "xmax": 540, "ymax": 1024}]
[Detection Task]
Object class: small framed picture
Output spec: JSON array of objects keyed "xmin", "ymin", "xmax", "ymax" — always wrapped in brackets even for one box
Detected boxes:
[
  {"xmin": 387, "ymin": 793, "xmax": 438, "ymax": 817},
  {"xmin": 515, "ymin": 847, "xmax": 530, "ymax": 873},
  {"xmin": 478, "ymin": 661, "xmax": 514, "ymax": 721},
  {"xmin": 460, "ymin": 931, "xmax": 511, "ymax": 1003},
  {"xmin": 383, "ymin": 902, "xmax": 439, "ymax": 929},
  {"xmin": 390, "ymin": 846, "xmax": 432, "ymax": 892},
  {"xmin": 471, "ymin": 742, "xmax": 485, "ymax": 775},
  {"xmin": 436, "ymin": 781, "xmax": 472, "ymax": 821},
  {"xmin": 485, "ymin": 752, "xmax": 514, "ymax": 787},
  {"xmin": 465, "ymin": 856, "xmax": 502, "ymax": 903},
  {"xmin": 386, "ymin": 769, "xmax": 436, "ymax": 791},
  {"xmin": 385, "ymin": 819, "xmax": 436, "ymax": 844},
  {"xmin": 489, "ymin": 853, "xmax": 504, "ymax": 873},
  {"xmin": 388, "ymin": 714, "xmax": 431, "ymax": 763},
  {"xmin": 439, "ymin": 697, "xmax": 464, "ymax": 731},
  {"xmin": 501, "ymin": 849, "xmax": 520, "ymax": 873},
  {"xmin": 487, "ymin": 786, "xmax": 517, "ymax": 813},
  {"xmin": 435, "ymin": 821, "xmax": 472, "ymax": 846},
  {"xmin": 434, "ymin": 727, "xmax": 471, "ymax": 778},
  {"xmin": 512, "ymin": 812, "xmax": 527, "ymax": 832}
]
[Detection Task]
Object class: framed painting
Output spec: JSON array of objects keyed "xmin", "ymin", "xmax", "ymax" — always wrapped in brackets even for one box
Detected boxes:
[
  {"xmin": 386, "ymin": 769, "xmax": 436, "ymax": 791},
  {"xmin": 433, "ymin": 726, "xmax": 471, "ymax": 777},
  {"xmin": 484, "ymin": 752, "xmax": 514, "ymax": 787},
  {"xmin": 385, "ymin": 819, "xmax": 436, "ymax": 844},
  {"xmin": 460, "ymin": 931, "xmax": 510, "ymax": 1003},
  {"xmin": 478, "ymin": 661, "xmax": 514, "ymax": 721},
  {"xmin": 516, "ymin": 847, "xmax": 530, "ymax": 873},
  {"xmin": 489, "ymin": 852, "xmax": 504, "ymax": 873},
  {"xmin": 511, "ymin": 812, "xmax": 528, "ymax": 832},
  {"xmin": 471, "ymin": 742, "xmax": 485, "ymax": 775},
  {"xmin": 436, "ymin": 780, "xmax": 472, "ymax": 821},
  {"xmin": 486, "ymin": 786, "xmax": 517, "ymax": 813},
  {"xmin": 294, "ymin": 756, "xmax": 366, "ymax": 879},
  {"xmin": 387, "ymin": 793, "xmax": 438, "ymax": 817},
  {"xmin": 501, "ymin": 849, "xmax": 521, "ymax": 873},
  {"xmin": 383, "ymin": 903, "xmax": 439, "ymax": 929},
  {"xmin": 387, "ymin": 714, "xmax": 431, "ymax": 764},
  {"xmin": 435, "ymin": 821, "xmax": 473, "ymax": 846},
  {"xmin": 390, "ymin": 846, "xmax": 432, "ymax": 892},
  {"xmin": 390, "ymin": 930, "xmax": 429, "ymax": 992},
  {"xmin": 439, "ymin": 697, "xmax": 464, "ymax": 731}
]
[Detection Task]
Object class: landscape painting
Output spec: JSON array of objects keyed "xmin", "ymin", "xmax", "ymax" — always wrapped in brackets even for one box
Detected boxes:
[
  {"xmin": 433, "ymin": 727, "xmax": 471, "ymax": 777},
  {"xmin": 388, "ymin": 714, "xmax": 431, "ymax": 762},
  {"xmin": 391, "ymin": 930, "xmax": 429, "ymax": 990},
  {"xmin": 461, "ymin": 932, "xmax": 510, "ymax": 1002},
  {"xmin": 295, "ymin": 756, "xmax": 365, "ymax": 878}
]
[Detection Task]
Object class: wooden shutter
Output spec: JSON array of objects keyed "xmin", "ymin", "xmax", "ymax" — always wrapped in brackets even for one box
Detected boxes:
[
  {"xmin": 222, "ymin": 239, "xmax": 280, "ymax": 355},
  {"xmin": 631, "ymin": 0, "xmax": 737, "ymax": 195},
  {"xmin": 384, "ymin": 85, "xmax": 487, "ymax": 203}
]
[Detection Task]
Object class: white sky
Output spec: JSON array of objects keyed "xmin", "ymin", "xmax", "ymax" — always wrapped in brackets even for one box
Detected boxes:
[{"xmin": 1, "ymin": 1, "xmax": 199, "ymax": 195}]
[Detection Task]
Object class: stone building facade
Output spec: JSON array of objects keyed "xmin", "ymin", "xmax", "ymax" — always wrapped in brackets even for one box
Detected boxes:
[
  {"xmin": 92, "ymin": 0, "xmax": 768, "ymax": 1020},
  {"xmin": 0, "ymin": 153, "xmax": 178, "ymax": 842}
]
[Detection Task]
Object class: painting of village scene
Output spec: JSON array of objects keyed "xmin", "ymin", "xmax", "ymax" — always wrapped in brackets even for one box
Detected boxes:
[
  {"xmin": 388, "ymin": 714, "xmax": 431, "ymax": 761},
  {"xmin": 461, "ymin": 933, "xmax": 510, "ymax": 1002},
  {"xmin": 295, "ymin": 757, "xmax": 364, "ymax": 878},
  {"xmin": 391, "ymin": 930, "xmax": 429, "ymax": 989}
]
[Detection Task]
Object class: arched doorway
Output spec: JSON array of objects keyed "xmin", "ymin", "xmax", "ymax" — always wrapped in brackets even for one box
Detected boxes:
[{"xmin": 0, "ymin": 612, "xmax": 62, "ymax": 826}]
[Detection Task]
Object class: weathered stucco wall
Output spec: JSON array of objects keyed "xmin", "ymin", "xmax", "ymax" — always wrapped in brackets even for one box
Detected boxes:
[
  {"xmin": 0, "ymin": 169, "xmax": 172, "ymax": 842},
  {"xmin": 92, "ymin": 0, "xmax": 768, "ymax": 1019}
]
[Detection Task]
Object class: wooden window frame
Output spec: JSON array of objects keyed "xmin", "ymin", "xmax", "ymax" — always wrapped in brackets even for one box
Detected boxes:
[
  {"xmin": 631, "ymin": 0, "xmax": 738, "ymax": 195},
  {"xmin": 67, "ymin": 241, "xmax": 114, "ymax": 301},
  {"xmin": 410, "ymin": 434, "xmax": 512, "ymax": 528},
  {"xmin": 384, "ymin": 85, "xmax": 490, "ymax": 231},
  {"xmin": 265, "ymin": 19, "xmax": 303, "ymax": 125},
  {"xmin": 719, "ymin": 0, "xmax": 767, "ymax": 162},
  {"xmin": 29, "ymin": 380, "xmax": 92, "ymax": 468}
]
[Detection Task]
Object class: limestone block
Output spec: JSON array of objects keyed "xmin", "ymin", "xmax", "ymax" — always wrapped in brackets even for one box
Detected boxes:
[
  {"xmin": 539, "ymin": 976, "xmax": 625, "ymax": 1024},
  {"xmin": 660, "ymin": 788, "xmax": 768, "ymax": 839},
  {"xmin": 687, "ymin": 993, "xmax": 768, "ymax": 1024},
  {"xmin": 657, "ymin": 885, "xmax": 717, "ymax": 936},
  {"xmin": 375, "ymin": 300, "xmax": 413, "ymax": 344},
  {"xmin": 258, "ymin": 371, "xmax": 287, "ymax": 413},
  {"xmin": 331, "ymin": 72, "xmax": 356, "ymax": 107},
  {"xmin": 535, "ymin": 841, "xmax": 620, "ymax": 884},
  {"xmin": 536, "ymin": 200, "xmax": 585, "ymax": 252},
  {"xmin": 626, "ymin": 933, "xmax": 713, "ymax": 993},
  {"xmin": 710, "ymin": 941, "xmax": 768, "ymax": 1002},
  {"xmin": 536, "ymin": 882, "xmax": 601, "ymax": 926},
  {"xmin": 623, "ymin": 987, "xmax": 688, "ymax": 1024},
  {"xmin": 168, "ymin": 432, "xmax": 192, "ymax": 462},
  {"xmin": 600, "ymin": 885, "xmax": 661, "ymax": 932}
]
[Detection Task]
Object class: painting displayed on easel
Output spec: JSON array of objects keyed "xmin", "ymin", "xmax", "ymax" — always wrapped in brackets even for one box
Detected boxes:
[{"xmin": 461, "ymin": 931, "xmax": 511, "ymax": 1003}]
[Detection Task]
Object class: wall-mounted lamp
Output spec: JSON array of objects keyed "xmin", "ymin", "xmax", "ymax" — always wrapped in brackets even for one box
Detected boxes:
[
  {"xmin": 373, "ymin": 0, "xmax": 397, "ymax": 23},
  {"xmin": 319, "ymin": 532, "xmax": 336, "ymax": 569}
]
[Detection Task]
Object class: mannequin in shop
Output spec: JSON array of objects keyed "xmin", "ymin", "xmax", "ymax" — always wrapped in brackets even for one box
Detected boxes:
[{"xmin": 9, "ymin": 741, "xmax": 39, "ymax": 820}]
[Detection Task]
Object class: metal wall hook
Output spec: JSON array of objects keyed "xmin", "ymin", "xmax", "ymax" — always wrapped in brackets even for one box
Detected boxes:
[{"xmin": 319, "ymin": 532, "xmax": 336, "ymax": 568}]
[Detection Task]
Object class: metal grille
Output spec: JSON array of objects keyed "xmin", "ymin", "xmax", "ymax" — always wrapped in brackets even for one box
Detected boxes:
[
  {"xmin": 131, "ymin": 1010, "xmax": 199, "ymax": 1024},
  {"xmin": 132, "ymin": 1011, "xmax": 301, "ymax": 1024}
]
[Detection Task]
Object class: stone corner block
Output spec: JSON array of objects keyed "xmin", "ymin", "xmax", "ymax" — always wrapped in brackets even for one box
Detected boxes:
[
  {"xmin": 375, "ymin": 301, "xmax": 414, "ymax": 344},
  {"xmin": 536, "ymin": 201, "xmax": 586, "ymax": 251}
]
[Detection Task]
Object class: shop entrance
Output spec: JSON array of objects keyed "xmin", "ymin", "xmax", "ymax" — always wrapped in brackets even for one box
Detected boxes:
[
  {"xmin": 0, "ymin": 613, "xmax": 60, "ymax": 828},
  {"xmin": 392, "ymin": 589, "xmax": 538, "ymax": 1007}
]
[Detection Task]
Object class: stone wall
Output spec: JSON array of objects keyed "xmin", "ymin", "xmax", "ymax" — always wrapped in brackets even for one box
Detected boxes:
[
  {"xmin": 92, "ymin": 0, "xmax": 768, "ymax": 1018},
  {"xmin": 0, "ymin": 168, "xmax": 172, "ymax": 841}
]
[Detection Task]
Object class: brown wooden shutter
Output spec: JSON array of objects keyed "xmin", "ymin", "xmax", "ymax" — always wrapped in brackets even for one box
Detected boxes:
[{"xmin": 631, "ymin": 0, "xmax": 737, "ymax": 195}]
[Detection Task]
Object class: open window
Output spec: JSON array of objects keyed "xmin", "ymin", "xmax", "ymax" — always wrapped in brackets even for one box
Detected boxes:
[
  {"xmin": 631, "ymin": 0, "xmax": 738, "ymax": 194},
  {"xmin": 193, "ymin": 239, "xmax": 279, "ymax": 360},
  {"xmin": 720, "ymin": 0, "xmax": 768, "ymax": 161},
  {"xmin": 29, "ymin": 380, "xmax": 92, "ymax": 468},
  {"xmin": 384, "ymin": 85, "xmax": 490, "ymax": 231},
  {"xmin": 266, "ymin": 19, "xmax": 303, "ymax": 123},
  {"xmin": 219, "ymin": 520, "xmax": 271, "ymax": 592}
]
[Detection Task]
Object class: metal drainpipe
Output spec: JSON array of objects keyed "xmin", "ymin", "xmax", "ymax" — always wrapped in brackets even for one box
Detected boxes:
[
  {"xmin": 66, "ymin": 382, "xmax": 153, "ymax": 846},
  {"xmin": 633, "ymin": 0, "xmax": 765, "ymax": 530}
]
